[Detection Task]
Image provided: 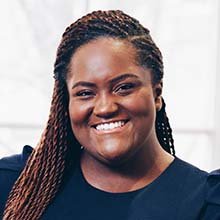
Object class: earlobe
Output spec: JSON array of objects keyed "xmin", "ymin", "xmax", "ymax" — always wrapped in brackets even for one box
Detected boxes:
[
  {"xmin": 155, "ymin": 95, "xmax": 162, "ymax": 111},
  {"xmin": 154, "ymin": 83, "xmax": 163, "ymax": 111}
]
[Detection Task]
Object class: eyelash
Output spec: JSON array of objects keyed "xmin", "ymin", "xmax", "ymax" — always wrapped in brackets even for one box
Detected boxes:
[
  {"xmin": 114, "ymin": 83, "xmax": 136, "ymax": 94},
  {"xmin": 75, "ymin": 90, "xmax": 95, "ymax": 98},
  {"xmin": 75, "ymin": 83, "xmax": 136, "ymax": 99}
]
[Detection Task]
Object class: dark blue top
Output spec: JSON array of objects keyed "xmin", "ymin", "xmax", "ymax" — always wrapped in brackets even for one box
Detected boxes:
[{"xmin": 0, "ymin": 145, "xmax": 220, "ymax": 220}]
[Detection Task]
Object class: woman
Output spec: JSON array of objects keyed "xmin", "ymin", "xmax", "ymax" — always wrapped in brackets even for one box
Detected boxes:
[{"xmin": 0, "ymin": 10, "xmax": 219, "ymax": 220}]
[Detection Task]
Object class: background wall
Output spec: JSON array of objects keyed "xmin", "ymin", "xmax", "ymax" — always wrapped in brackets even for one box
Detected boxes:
[{"xmin": 0, "ymin": 0, "xmax": 219, "ymax": 171}]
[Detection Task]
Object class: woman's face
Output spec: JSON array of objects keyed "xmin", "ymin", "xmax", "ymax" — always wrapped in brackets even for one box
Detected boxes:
[{"xmin": 66, "ymin": 37, "xmax": 162, "ymax": 166}]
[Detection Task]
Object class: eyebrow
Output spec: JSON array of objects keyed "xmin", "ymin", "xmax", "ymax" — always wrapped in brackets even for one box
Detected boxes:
[
  {"xmin": 72, "ymin": 81, "xmax": 96, "ymax": 89},
  {"xmin": 109, "ymin": 73, "xmax": 138, "ymax": 85},
  {"xmin": 72, "ymin": 73, "xmax": 139, "ymax": 89}
]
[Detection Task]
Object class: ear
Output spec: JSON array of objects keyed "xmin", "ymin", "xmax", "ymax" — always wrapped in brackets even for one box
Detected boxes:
[{"xmin": 153, "ymin": 81, "xmax": 163, "ymax": 112}]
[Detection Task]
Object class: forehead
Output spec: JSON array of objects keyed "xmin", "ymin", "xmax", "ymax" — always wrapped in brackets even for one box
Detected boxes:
[
  {"xmin": 72, "ymin": 37, "xmax": 137, "ymax": 60},
  {"xmin": 67, "ymin": 37, "xmax": 149, "ymax": 83}
]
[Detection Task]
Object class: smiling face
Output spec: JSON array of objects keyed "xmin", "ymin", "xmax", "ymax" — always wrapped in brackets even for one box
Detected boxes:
[{"xmin": 66, "ymin": 37, "xmax": 162, "ymax": 166}]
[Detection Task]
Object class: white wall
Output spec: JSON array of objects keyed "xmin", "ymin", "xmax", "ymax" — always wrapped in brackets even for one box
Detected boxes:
[{"xmin": 0, "ymin": 0, "xmax": 219, "ymax": 171}]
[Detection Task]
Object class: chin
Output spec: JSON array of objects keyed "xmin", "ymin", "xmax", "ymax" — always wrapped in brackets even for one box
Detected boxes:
[
  {"xmin": 97, "ymin": 146, "xmax": 134, "ymax": 167},
  {"xmin": 98, "ymin": 155, "xmax": 129, "ymax": 167}
]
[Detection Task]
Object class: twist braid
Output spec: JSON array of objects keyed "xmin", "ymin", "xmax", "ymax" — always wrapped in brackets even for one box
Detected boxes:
[
  {"xmin": 3, "ymin": 81, "xmax": 80, "ymax": 219},
  {"xmin": 3, "ymin": 10, "xmax": 175, "ymax": 220},
  {"xmin": 156, "ymin": 98, "xmax": 175, "ymax": 155}
]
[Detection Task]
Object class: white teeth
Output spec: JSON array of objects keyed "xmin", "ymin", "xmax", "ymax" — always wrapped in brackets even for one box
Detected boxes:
[{"xmin": 95, "ymin": 121, "xmax": 126, "ymax": 131}]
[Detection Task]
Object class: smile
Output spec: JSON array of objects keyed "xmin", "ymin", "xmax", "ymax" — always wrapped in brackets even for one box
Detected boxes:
[{"xmin": 95, "ymin": 120, "xmax": 128, "ymax": 131}]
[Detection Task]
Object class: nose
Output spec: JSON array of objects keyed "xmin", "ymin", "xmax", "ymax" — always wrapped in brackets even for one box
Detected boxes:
[{"xmin": 93, "ymin": 94, "xmax": 119, "ymax": 118}]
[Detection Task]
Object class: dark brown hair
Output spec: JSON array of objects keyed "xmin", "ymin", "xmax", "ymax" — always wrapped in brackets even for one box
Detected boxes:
[{"xmin": 3, "ymin": 10, "xmax": 175, "ymax": 220}]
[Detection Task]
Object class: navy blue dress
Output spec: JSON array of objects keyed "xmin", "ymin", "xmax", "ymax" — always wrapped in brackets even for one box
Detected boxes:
[{"xmin": 0, "ymin": 145, "xmax": 220, "ymax": 219}]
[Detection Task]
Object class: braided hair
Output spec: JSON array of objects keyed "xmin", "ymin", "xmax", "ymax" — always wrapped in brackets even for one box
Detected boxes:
[{"xmin": 3, "ymin": 10, "xmax": 175, "ymax": 220}]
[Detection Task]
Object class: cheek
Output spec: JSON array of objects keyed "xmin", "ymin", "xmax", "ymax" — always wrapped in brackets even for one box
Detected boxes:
[
  {"xmin": 68, "ymin": 100, "xmax": 92, "ymax": 145},
  {"xmin": 123, "ymin": 92, "xmax": 156, "ymax": 119},
  {"xmin": 68, "ymin": 99, "xmax": 91, "ymax": 125}
]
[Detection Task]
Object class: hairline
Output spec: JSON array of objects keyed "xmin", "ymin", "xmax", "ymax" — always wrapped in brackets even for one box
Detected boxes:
[{"xmin": 65, "ymin": 35, "xmax": 157, "ymax": 85}]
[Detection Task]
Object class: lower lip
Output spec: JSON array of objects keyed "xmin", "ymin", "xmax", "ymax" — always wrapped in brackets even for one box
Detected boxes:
[{"xmin": 92, "ymin": 121, "xmax": 130, "ymax": 134}]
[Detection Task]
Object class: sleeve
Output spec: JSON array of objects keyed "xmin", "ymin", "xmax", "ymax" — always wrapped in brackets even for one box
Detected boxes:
[
  {"xmin": 0, "ymin": 169, "xmax": 21, "ymax": 218},
  {"xmin": 0, "ymin": 145, "xmax": 33, "ymax": 218},
  {"xmin": 202, "ymin": 169, "xmax": 220, "ymax": 219}
]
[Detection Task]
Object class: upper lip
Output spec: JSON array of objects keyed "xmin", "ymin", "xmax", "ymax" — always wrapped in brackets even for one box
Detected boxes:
[{"xmin": 90, "ymin": 119, "xmax": 129, "ymax": 128}]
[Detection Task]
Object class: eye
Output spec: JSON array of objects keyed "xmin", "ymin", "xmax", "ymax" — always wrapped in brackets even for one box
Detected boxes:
[
  {"xmin": 114, "ymin": 83, "xmax": 136, "ymax": 95},
  {"xmin": 75, "ymin": 90, "xmax": 95, "ymax": 99}
]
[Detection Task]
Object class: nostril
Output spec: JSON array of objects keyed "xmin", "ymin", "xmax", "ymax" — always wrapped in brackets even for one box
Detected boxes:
[
  {"xmin": 93, "ymin": 102, "xmax": 119, "ymax": 118},
  {"xmin": 94, "ymin": 110, "xmax": 119, "ymax": 119}
]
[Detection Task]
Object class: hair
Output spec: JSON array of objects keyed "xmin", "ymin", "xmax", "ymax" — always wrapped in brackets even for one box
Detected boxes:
[{"xmin": 3, "ymin": 10, "xmax": 175, "ymax": 219}]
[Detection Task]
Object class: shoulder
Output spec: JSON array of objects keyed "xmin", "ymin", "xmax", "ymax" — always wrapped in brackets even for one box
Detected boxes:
[
  {"xmin": 0, "ymin": 145, "xmax": 33, "ymax": 217},
  {"xmin": 128, "ymin": 157, "xmax": 209, "ymax": 219},
  {"xmin": 0, "ymin": 145, "xmax": 33, "ymax": 171},
  {"xmin": 201, "ymin": 169, "xmax": 220, "ymax": 219},
  {"xmin": 168, "ymin": 157, "xmax": 208, "ymax": 207},
  {"xmin": 172, "ymin": 157, "xmax": 208, "ymax": 186}
]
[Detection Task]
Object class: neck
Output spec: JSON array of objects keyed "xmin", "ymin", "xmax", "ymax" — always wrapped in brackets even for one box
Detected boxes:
[{"xmin": 80, "ymin": 140, "xmax": 174, "ymax": 193}]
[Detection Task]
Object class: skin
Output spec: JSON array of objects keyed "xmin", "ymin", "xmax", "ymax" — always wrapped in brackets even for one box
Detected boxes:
[{"xmin": 66, "ymin": 37, "xmax": 174, "ymax": 193}]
